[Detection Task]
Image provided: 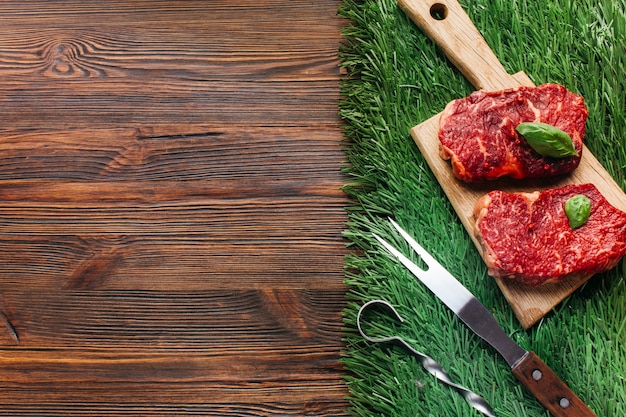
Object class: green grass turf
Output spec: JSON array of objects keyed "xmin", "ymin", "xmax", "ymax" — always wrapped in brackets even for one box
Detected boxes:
[{"xmin": 338, "ymin": 0, "xmax": 626, "ymax": 415}]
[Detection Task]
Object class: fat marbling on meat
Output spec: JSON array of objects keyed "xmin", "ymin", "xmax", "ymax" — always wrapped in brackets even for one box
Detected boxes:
[
  {"xmin": 439, "ymin": 84, "xmax": 588, "ymax": 182},
  {"xmin": 473, "ymin": 183, "xmax": 626, "ymax": 286}
]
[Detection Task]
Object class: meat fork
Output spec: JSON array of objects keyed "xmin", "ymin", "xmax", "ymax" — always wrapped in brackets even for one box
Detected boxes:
[{"xmin": 368, "ymin": 218, "xmax": 597, "ymax": 417}]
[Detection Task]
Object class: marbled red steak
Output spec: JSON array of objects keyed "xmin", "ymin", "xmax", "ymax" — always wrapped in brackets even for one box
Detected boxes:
[
  {"xmin": 473, "ymin": 183, "xmax": 626, "ymax": 286},
  {"xmin": 439, "ymin": 84, "xmax": 588, "ymax": 182}
]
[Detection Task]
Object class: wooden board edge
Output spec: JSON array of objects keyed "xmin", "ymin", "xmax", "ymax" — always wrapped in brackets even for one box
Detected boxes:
[{"xmin": 496, "ymin": 273, "xmax": 594, "ymax": 329}]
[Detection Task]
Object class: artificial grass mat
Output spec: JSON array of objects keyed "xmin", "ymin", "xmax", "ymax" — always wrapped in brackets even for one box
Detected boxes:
[{"xmin": 338, "ymin": 0, "xmax": 626, "ymax": 416}]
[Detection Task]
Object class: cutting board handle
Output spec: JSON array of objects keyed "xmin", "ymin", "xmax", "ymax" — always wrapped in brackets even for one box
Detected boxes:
[{"xmin": 398, "ymin": 0, "xmax": 515, "ymax": 91}]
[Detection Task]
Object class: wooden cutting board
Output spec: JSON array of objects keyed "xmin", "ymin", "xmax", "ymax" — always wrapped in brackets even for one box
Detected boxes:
[{"xmin": 399, "ymin": 0, "xmax": 626, "ymax": 328}]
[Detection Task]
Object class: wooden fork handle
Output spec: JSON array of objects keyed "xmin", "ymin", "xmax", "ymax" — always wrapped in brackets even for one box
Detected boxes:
[{"xmin": 512, "ymin": 352, "xmax": 597, "ymax": 417}]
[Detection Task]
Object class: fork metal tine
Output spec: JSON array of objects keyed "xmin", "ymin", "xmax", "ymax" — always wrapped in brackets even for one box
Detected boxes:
[{"xmin": 373, "ymin": 220, "xmax": 474, "ymax": 314}]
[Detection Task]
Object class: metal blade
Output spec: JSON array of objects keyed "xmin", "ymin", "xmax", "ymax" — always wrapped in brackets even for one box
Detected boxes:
[{"xmin": 374, "ymin": 219, "xmax": 527, "ymax": 368}]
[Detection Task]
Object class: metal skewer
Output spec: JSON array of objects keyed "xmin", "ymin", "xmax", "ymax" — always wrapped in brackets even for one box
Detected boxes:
[{"xmin": 357, "ymin": 299, "xmax": 497, "ymax": 417}]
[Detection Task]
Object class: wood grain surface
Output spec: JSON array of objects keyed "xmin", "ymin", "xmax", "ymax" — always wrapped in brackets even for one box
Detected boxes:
[{"xmin": 0, "ymin": 1, "xmax": 349, "ymax": 415}]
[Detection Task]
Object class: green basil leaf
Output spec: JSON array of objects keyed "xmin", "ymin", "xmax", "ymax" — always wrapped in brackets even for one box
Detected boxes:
[
  {"xmin": 516, "ymin": 122, "xmax": 579, "ymax": 158},
  {"xmin": 565, "ymin": 194, "xmax": 591, "ymax": 229}
]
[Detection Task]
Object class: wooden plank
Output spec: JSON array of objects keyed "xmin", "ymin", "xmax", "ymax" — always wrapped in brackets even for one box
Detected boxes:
[
  {"xmin": 0, "ymin": 289, "xmax": 346, "ymax": 415},
  {"xmin": 0, "ymin": 0, "xmax": 350, "ymax": 415},
  {"xmin": 0, "ymin": 80, "xmax": 342, "ymax": 129},
  {"xmin": 0, "ymin": 236, "xmax": 346, "ymax": 291},
  {"xmin": 0, "ymin": 127, "xmax": 345, "ymax": 181},
  {"xmin": 0, "ymin": 0, "xmax": 343, "ymax": 130},
  {"xmin": 0, "ymin": 289, "xmax": 345, "ymax": 346}
]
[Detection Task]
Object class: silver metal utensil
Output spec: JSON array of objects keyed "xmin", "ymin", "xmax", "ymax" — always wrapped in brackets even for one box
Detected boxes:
[
  {"xmin": 373, "ymin": 218, "xmax": 597, "ymax": 417},
  {"xmin": 357, "ymin": 299, "xmax": 497, "ymax": 417}
]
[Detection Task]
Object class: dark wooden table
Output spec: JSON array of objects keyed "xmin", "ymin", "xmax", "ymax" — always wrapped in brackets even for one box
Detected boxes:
[{"xmin": 0, "ymin": 1, "xmax": 349, "ymax": 415}]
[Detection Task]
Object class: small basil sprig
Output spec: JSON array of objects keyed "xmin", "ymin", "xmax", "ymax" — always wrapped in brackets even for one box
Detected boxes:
[
  {"xmin": 565, "ymin": 194, "xmax": 591, "ymax": 229},
  {"xmin": 516, "ymin": 122, "xmax": 579, "ymax": 158}
]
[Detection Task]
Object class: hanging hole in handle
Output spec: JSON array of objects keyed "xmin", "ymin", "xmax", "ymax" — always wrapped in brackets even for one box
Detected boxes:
[{"xmin": 430, "ymin": 3, "xmax": 448, "ymax": 20}]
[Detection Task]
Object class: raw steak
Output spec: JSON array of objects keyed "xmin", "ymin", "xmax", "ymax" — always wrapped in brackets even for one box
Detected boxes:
[
  {"xmin": 473, "ymin": 183, "xmax": 626, "ymax": 286},
  {"xmin": 439, "ymin": 83, "xmax": 588, "ymax": 182}
]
